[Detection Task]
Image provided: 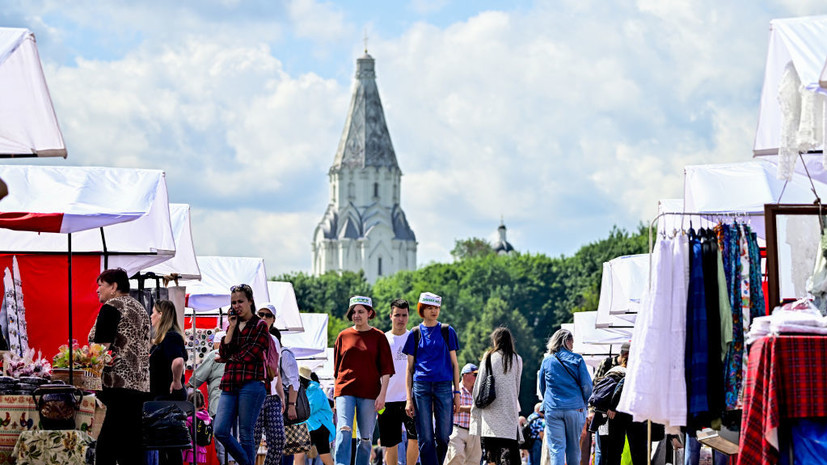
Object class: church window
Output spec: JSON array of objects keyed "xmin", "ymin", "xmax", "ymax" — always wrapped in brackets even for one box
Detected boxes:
[
  {"xmin": 373, "ymin": 182, "xmax": 379, "ymax": 198},
  {"xmin": 348, "ymin": 182, "xmax": 355, "ymax": 201},
  {"xmin": 378, "ymin": 257, "xmax": 383, "ymax": 276}
]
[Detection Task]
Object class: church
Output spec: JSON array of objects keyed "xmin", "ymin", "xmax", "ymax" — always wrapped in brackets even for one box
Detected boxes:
[{"xmin": 311, "ymin": 52, "xmax": 417, "ymax": 283}]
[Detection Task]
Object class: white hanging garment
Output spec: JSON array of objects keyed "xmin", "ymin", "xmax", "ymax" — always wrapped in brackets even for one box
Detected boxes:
[
  {"xmin": 665, "ymin": 234, "xmax": 689, "ymax": 431},
  {"xmin": 3, "ymin": 257, "xmax": 30, "ymax": 356},
  {"xmin": 777, "ymin": 62, "xmax": 801, "ymax": 181}
]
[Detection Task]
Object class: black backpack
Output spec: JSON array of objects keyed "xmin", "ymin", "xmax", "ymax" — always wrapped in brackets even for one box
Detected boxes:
[
  {"xmin": 195, "ymin": 415, "xmax": 213, "ymax": 446},
  {"xmin": 410, "ymin": 323, "xmax": 451, "ymax": 358},
  {"xmin": 588, "ymin": 371, "xmax": 624, "ymax": 412},
  {"xmin": 519, "ymin": 417, "xmax": 538, "ymax": 450}
]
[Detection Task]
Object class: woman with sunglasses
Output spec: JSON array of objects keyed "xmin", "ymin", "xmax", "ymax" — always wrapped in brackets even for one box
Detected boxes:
[
  {"xmin": 214, "ymin": 284, "xmax": 270, "ymax": 465},
  {"xmin": 252, "ymin": 303, "xmax": 290, "ymax": 465}
]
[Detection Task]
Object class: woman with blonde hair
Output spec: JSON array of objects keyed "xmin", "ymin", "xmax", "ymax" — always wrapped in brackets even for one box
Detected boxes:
[
  {"xmin": 470, "ymin": 327, "xmax": 523, "ymax": 465},
  {"xmin": 538, "ymin": 329, "xmax": 592, "ymax": 465},
  {"xmin": 149, "ymin": 300, "xmax": 188, "ymax": 465}
]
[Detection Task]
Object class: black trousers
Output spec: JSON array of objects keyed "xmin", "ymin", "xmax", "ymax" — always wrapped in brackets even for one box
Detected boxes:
[
  {"xmin": 604, "ymin": 413, "xmax": 649, "ymax": 465},
  {"xmin": 97, "ymin": 387, "xmax": 148, "ymax": 465}
]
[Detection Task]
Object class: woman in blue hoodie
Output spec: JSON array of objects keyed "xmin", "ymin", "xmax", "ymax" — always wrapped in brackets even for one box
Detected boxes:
[{"xmin": 538, "ymin": 329, "xmax": 592, "ymax": 465}]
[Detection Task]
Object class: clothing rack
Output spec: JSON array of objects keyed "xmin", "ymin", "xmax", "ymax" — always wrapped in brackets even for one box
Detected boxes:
[{"xmin": 643, "ymin": 210, "xmax": 764, "ymax": 465}]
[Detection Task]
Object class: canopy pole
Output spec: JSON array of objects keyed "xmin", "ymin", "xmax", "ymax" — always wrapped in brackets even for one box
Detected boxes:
[
  {"xmin": 68, "ymin": 233, "xmax": 74, "ymax": 385},
  {"xmin": 191, "ymin": 310, "xmax": 197, "ymax": 372},
  {"xmin": 100, "ymin": 227, "xmax": 108, "ymax": 269}
]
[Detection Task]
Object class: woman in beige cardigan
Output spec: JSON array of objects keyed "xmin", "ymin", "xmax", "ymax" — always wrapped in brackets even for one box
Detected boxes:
[{"xmin": 470, "ymin": 327, "xmax": 523, "ymax": 465}]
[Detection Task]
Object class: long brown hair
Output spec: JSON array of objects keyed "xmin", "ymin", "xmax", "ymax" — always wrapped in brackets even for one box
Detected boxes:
[
  {"xmin": 485, "ymin": 326, "xmax": 517, "ymax": 373},
  {"xmin": 153, "ymin": 300, "xmax": 183, "ymax": 345}
]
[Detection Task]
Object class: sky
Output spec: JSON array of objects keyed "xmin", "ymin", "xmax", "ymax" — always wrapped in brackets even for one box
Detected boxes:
[{"xmin": 3, "ymin": 0, "xmax": 825, "ymax": 277}]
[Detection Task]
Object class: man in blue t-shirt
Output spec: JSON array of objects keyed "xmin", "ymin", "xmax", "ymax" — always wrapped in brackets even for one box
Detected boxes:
[{"xmin": 403, "ymin": 292, "xmax": 460, "ymax": 465}]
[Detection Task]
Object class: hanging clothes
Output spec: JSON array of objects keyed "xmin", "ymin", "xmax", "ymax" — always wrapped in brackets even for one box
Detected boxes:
[
  {"xmin": 617, "ymin": 235, "xmax": 688, "ymax": 432},
  {"xmin": 685, "ymin": 235, "xmax": 710, "ymax": 427}
]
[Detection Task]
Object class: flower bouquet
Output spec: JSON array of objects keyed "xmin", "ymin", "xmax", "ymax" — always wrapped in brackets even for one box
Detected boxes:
[{"xmin": 51, "ymin": 342, "xmax": 111, "ymax": 391}]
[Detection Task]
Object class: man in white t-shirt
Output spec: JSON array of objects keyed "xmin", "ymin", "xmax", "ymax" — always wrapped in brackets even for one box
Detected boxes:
[{"xmin": 378, "ymin": 299, "xmax": 419, "ymax": 465}]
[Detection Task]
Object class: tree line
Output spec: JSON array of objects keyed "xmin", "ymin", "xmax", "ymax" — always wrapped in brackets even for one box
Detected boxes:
[{"xmin": 273, "ymin": 224, "xmax": 648, "ymax": 415}]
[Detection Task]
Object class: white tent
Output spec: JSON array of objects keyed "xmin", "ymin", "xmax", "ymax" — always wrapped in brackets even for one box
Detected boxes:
[
  {"xmin": 181, "ymin": 256, "xmax": 270, "ymax": 311},
  {"xmin": 0, "ymin": 28, "xmax": 66, "ymax": 158},
  {"xmin": 0, "ymin": 165, "xmax": 174, "ymax": 275},
  {"xmin": 563, "ymin": 322, "xmax": 622, "ymax": 370},
  {"xmin": 282, "ymin": 313, "xmax": 328, "ymax": 359},
  {"xmin": 142, "ymin": 204, "xmax": 201, "ymax": 280},
  {"xmin": 266, "ymin": 281, "xmax": 304, "ymax": 333},
  {"xmin": 573, "ymin": 311, "xmax": 632, "ymax": 346},
  {"xmin": 299, "ymin": 347, "xmax": 335, "ymax": 392},
  {"xmin": 683, "ymin": 160, "xmax": 827, "ymax": 239},
  {"xmin": 595, "ymin": 255, "xmax": 648, "ymax": 329},
  {"xmin": 754, "ymin": 16, "xmax": 827, "ymax": 157}
]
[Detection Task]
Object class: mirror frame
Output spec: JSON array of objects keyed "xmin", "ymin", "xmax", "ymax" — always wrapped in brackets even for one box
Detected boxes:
[{"xmin": 764, "ymin": 203, "xmax": 824, "ymax": 309}]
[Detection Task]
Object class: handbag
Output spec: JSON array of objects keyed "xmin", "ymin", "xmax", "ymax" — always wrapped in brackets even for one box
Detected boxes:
[
  {"xmin": 283, "ymin": 422, "xmax": 312, "ymax": 455},
  {"xmin": 474, "ymin": 353, "xmax": 496, "ymax": 408},
  {"xmin": 284, "ymin": 381, "xmax": 311, "ymax": 425}
]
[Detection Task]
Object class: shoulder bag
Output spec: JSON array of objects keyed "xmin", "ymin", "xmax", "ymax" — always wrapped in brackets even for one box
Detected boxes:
[
  {"xmin": 474, "ymin": 353, "xmax": 496, "ymax": 408},
  {"xmin": 555, "ymin": 352, "xmax": 587, "ymax": 403}
]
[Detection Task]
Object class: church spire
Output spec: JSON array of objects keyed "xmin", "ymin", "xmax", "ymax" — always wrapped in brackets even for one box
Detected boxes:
[{"xmin": 331, "ymin": 53, "xmax": 399, "ymax": 171}]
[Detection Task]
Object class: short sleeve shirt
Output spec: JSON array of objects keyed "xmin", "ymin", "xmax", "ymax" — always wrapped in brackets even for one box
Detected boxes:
[
  {"xmin": 149, "ymin": 331, "xmax": 188, "ymax": 398},
  {"xmin": 402, "ymin": 322, "xmax": 459, "ymax": 382},
  {"xmin": 334, "ymin": 327, "xmax": 394, "ymax": 398},
  {"xmin": 385, "ymin": 330, "xmax": 411, "ymax": 403}
]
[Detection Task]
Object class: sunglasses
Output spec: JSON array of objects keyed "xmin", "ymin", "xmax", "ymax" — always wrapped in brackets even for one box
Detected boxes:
[
  {"xmin": 230, "ymin": 284, "xmax": 252, "ymax": 292},
  {"xmin": 258, "ymin": 312, "xmax": 274, "ymax": 318}
]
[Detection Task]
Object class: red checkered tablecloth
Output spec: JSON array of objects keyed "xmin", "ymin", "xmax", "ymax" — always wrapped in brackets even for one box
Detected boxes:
[{"xmin": 737, "ymin": 335, "xmax": 827, "ymax": 465}]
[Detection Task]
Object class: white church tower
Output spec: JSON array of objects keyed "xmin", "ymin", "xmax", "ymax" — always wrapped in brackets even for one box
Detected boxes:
[{"xmin": 312, "ymin": 52, "xmax": 417, "ymax": 283}]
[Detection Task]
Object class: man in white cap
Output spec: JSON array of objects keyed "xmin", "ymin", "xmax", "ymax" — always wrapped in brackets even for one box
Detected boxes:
[
  {"xmin": 189, "ymin": 328, "xmax": 234, "ymax": 464},
  {"xmin": 403, "ymin": 292, "xmax": 460, "ymax": 465},
  {"xmin": 378, "ymin": 298, "xmax": 419, "ymax": 465}
]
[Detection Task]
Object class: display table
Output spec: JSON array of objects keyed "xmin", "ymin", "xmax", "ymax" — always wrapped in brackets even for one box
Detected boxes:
[
  {"xmin": 0, "ymin": 394, "xmax": 99, "ymax": 465},
  {"xmin": 12, "ymin": 430, "xmax": 95, "ymax": 464},
  {"xmin": 737, "ymin": 335, "xmax": 827, "ymax": 465}
]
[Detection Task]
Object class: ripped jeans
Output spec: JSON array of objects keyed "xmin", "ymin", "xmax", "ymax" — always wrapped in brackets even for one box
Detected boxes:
[{"xmin": 334, "ymin": 396, "xmax": 377, "ymax": 465}]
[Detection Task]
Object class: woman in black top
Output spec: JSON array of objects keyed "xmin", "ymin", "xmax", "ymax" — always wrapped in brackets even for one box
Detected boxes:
[
  {"xmin": 150, "ymin": 300, "xmax": 187, "ymax": 400},
  {"xmin": 149, "ymin": 300, "xmax": 188, "ymax": 465}
]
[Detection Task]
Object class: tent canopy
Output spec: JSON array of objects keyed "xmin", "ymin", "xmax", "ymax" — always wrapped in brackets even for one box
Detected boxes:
[
  {"xmin": 0, "ymin": 28, "xmax": 66, "ymax": 158},
  {"xmin": 595, "ymin": 254, "xmax": 648, "ymax": 329},
  {"xmin": 573, "ymin": 311, "xmax": 632, "ymax": 346},
  {"xmin": 754, "ymin": 16, "xmax": 827, "ymax": 155},
  {"xmin": 0, "ymin": 165, "xmax": 174, "ymax": 276},
  {"xmin": 282, "ymin": 313, "xmax": 328, "ymax": 360},
  {"xmin": 266, "ymin": 281, "xmax": 304, "ymax": 334},
  {"xmin": 181, "ymin": 256, "xmax": 270, "ymax": 311},
  {"xmin": 683, "ymin": 160, "xmax": 827, "ymax": 239},
  {"xmin": 142, "ymin": 203, "xmax": 200, "ymax": 280}
]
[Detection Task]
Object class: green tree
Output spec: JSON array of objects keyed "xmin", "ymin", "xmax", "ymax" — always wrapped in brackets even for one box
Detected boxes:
[{"xmin": 450, "ymin": 237, "xmax": 494, "ymax": 261}]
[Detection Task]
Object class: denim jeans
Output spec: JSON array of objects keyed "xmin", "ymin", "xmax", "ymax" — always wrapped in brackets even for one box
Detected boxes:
[
  {"xmin": 545, "ymin": 409, "xmax": 586, "ymax": 465},
  {"xmin": 529, "ymin": 437, "xmax": 543, "ymax": 465},
  {"xmin": 214, "ymin": 381, "xmax": 267, "ymax": 465},
  {"xmin": 334, "ymin": 396, "xmax": 377, "ymax": 465},
  {"xmin": 412, "ymin": 380, "xmax": 454, "ymax": 465}
]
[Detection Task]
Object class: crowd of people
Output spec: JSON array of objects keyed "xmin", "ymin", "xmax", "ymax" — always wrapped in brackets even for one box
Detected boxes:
[{"xmin": 88, "ymin": 267, "xmax": 698, "ymax": 465}]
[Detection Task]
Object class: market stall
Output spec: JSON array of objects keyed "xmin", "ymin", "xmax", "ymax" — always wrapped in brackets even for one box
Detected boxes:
[
  {"xmin": 281, "ymin": 313, "xmax": 328, "ymax": 360},
  {"xmin": 595, "ymin": 254, "xmax": 647, "ymax": 329}
]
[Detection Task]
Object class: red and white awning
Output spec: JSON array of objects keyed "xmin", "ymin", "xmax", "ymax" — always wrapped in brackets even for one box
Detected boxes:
[
  {"xmin": 0, "ymin": 165, "xmax": 175, "ymax": 276},
  {"xmin": 0, "ymin": 28, "xmax": 66, "ymax": 158}
]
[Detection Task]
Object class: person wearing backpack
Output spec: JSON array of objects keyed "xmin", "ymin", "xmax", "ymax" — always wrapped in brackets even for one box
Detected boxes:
[
  {"xmin": 522, "ymin": 404, "xmax": 544, "ymax": 465},
  {"xmin": 588, "ymin": 342, "xmax": 629, "ymax": 465},
  {"xmin": 538, "ymin": 329, "xmax": 592, "ymax": 465},
  {"xmin": 184, "ymin": 390, "xmax": 212, "ymax": 465},
  {"xmin": 252, "ymin": 304, "xmax": 289, "ymax": 465},
  {"xmin": 403, "ymin": 292, "xmax": 461, "ymax": 465}
]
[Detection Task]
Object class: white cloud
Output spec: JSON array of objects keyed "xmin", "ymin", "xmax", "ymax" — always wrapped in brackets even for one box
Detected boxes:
[{"xmin": 10, "ymin": 0, "xmax": 826, "ymax": 274}]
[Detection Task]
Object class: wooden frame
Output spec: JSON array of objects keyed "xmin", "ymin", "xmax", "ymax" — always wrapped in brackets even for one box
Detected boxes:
[{"xmin": 764, "ymin": 203, "xmax": 824, "ymax": 309}]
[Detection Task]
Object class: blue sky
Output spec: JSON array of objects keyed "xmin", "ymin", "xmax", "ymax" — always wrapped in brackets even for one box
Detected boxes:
[{"xmin": 3, "ymin": 0, "xmax": 825, "ymax": 276}]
